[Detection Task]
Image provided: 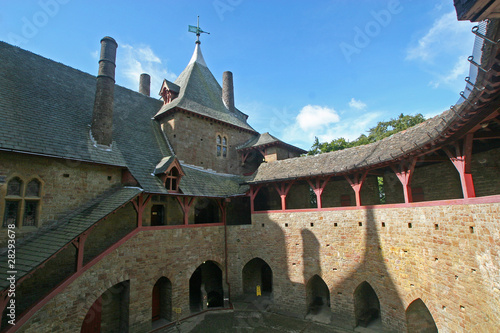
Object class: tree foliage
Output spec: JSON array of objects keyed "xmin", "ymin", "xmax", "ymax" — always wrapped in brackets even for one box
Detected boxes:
[{"xmin": 308, "ymin": 113, "xmax": 426, "ymax": 155}]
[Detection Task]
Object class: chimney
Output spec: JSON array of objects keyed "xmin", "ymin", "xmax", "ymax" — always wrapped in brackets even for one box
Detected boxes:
[
  {"xmin": 139, "ymin": 73, "xmax": 151, "ymax": 96},
  {"xmin": 222, "ymin": 71, "xmax": 234, "ymax": 112},
  {"xmin": 91, "ymin": 36, "xmax": 118, "ymax": 147}
]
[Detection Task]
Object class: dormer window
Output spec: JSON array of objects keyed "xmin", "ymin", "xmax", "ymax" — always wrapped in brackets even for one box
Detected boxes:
[
  {"xmin": 217, "ymin": 134, "xmax": 228, "ymax": 158},
  {"xmin": 165, "ymin": 167, "xmax": 180, "ymax": 192},
  {"xmin": 154, "ymin": 157, "xmax": 184, "ymax": 193},
  {"xmin": 159, "ymin": 79, "xmax": 180, "ymax": 104}
]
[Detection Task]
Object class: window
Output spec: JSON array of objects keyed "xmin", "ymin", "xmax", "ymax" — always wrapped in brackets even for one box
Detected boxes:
[
  {"xmin": 165, "ymin": 167, "xmax": 180, "ymax": 192},
  {"xmin": 216, "ymin": 135, "xmax": 228, "ymax": 158},
  {"xmin": 3, "ymin": 177, "xmax": 42, "ymax": 228}
]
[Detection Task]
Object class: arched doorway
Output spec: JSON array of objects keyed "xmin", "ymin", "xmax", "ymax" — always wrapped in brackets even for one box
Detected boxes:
[
  {"xmin": 152, "ymin": 277, "xmax": 172, "ymax": 323},
  {"xmin": 354, "ymin": 281, "xmax": 380, "ymax": 328},
  {"xmin": 189, "ymin": 261, "xmax": 224, "ymax": 313},
  {"xmin": 81, "ymin": 281, "xmax": 130, "ymax": 333},
  {"xmin": 242, "ymin": 258, "xmax": 273, "ymax": 296},
  {"xmin": 406, "ymin": 298, "xmax": 438, "ymax": 333},
  {"xmin": 306, "ymin": 275, "xmax": 330, "ymax": 315}
]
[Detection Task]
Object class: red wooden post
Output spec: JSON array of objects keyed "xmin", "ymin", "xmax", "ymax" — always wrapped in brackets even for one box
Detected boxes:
[
  {"xmin": 176, "ymin": 196, "xmax": 194, "ymax": 225},
  {"xmin": 273, "ymin": 181, "xmax": 294, "ymax": 211},
  {"xmin": 345, "ymin": 171, "xmax": 368, "ymax": 206},
  {"xmin": 217, "ymin": 199, "xmax": 227, "ymax": 224},
  {"xmin": 72, "ymin": 232, "xmax": 89, "ymax": 272},
  {"xmin": 306, "ymin": 177, "xmax": 330, "ymax": 209},
  {"xmin": 390, "ymin": 159, "xmax": 417, "ymax": 203},
  {"xmin": 132, "ymin": 193, "xmax": 152, "ymax": 227},
  {"xmin": 249, "ymin": 185, "xmax": 262, "ymax": 213},
  {"xmin": 241, "ymin": 151, "xmax": 250, "ymax": 164},
  {"xmin": 443, "ymin": 134, "xmax": 476, "ymax": 199}
]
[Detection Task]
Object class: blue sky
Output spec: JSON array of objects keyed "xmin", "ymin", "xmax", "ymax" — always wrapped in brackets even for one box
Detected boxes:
[{"xmin": 0, "ymin": 0, "xmax": 475, "ymax": 150}]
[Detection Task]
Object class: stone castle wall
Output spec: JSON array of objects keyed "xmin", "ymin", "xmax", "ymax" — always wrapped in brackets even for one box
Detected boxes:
[
  {"xmin": 160, "ymin": 112, "xmax": 257, "ymax": 175},
  {"xmin": 0, "ymin": 151, "xmax": 121, "ymax": 246},
  {"xmin": 15, "ymin": 199, "xmax": 500, "ymax": 332}
]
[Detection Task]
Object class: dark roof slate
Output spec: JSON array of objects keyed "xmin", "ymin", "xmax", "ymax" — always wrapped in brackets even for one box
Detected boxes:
[
  {"xmin": 154, "ymin": 45, "xmax": 255, "ymax": 132},
  {"xmin": 237, "ymin": 132, "xmax": 307, "ymax": 153},
  {"xmin": 0, "ymin": 41, "xmax": 171, "ymax": 191},
  {"xmin": 0, "ymin": 186, "xmax": 141, "ymax": 289},
  {"xmin": 179, "ymin": 164, "xmax": 249, "ymax": 197}
]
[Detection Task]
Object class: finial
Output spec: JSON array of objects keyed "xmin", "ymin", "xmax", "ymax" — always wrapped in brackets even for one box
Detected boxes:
[{"xmin": 188, "ymin": 16, "xmax": 210, "ymax": 44}]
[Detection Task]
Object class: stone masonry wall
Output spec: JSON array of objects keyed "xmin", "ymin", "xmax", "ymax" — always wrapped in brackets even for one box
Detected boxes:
[
  {"xmin": 226, "ymin": 201, "xmax": 500, "ymax": 332},
  {"xmin": 160, "ymin": 112, "xmax": 256, "ymax": 175},
  {"xmin": 17, "ymin": 226, "xmax": 226, "ymax": 333},
  {"xmin": 14, "ymin": 199, "xmax": 500, "ymax": 333},
  {"xmin": 0, "ymin": 151, "xmax": 122, "ymax": 246}
]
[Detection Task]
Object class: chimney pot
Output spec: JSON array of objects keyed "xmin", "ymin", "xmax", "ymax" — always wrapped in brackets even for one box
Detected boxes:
[
  {"xmin": 222, "ymin": 71, "xmax": 235, "ymax": 112},
  {"xmin": 91, "ymin": 36, "xmax": 118, "ymax": 147},
  {"xmin": 139, "ymin": 73, "xmax": 151, "ymax": 96}
]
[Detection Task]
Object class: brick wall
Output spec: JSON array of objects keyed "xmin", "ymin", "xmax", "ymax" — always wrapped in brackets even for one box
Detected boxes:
[
  {"xmin": 0, "ymin": 151, "xmax": 122, "ymax": 246},
  {"xmin": 160, "ymin": 112, "xmax": 256, "ymax": 175}
]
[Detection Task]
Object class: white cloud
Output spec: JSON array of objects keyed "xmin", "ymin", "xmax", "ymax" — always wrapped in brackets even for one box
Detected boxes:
[
  {"xmin": 429, "ymin": 56, "xmax": 469, "ymax": 89},
  {"xmin": 406, "ymin": 11, "xmax": 472, "ymax": 62},
  {"xmin": 348, "ymin": 98, "xmax": 367, "ymax": 110},
  {"xmin": 116, "ymin": 44, "xmax": 176, "ymax": 95},
  {"xmin": 406, "ymin": 10, "xmax": 474, "ymax": 91},
  {"xmin": 296, "ymin": 105, "xmax": 340, "ymax": 131},
  {"xmin": 279, "ymin": 103, "xmax": 382, "ymax": 150}
]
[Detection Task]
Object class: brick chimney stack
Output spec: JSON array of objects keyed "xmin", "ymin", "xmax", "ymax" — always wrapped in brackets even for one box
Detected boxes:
[
  {"xmin": 91, "ymin": 36, "xmax": 118, "ymax": 147},
  {"xmin": 139, "ymin": 73, "xmax": 151, "ymax": 96},
  {"xmin": 222, "ymin": 71, "xmax": 234, "ymax": 112}
]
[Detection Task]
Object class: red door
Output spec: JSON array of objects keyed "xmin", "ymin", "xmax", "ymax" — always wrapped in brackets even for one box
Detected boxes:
[
  {"xmin": 81, "ymin": 296, "xmax": 102, "ymax": 333},
  {"xmin": 152, "ymin": 283, "xmax": 161, "ymax": 321}
]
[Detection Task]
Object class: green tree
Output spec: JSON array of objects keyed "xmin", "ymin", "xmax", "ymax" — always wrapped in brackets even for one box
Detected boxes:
[{"xmin": 308, "ymin": 113, "xmax": 425, "ymax": 154}]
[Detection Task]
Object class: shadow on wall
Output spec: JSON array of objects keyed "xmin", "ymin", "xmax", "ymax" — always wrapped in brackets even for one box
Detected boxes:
[{"xmin": 236, "ymin": 206, "xmax": 440, "ymax": 332}]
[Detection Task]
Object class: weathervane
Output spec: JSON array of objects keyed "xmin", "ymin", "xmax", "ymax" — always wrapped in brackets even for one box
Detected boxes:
[{"xmin": 188, "ymin": 16, "xmax": 210, "ymax": 44}]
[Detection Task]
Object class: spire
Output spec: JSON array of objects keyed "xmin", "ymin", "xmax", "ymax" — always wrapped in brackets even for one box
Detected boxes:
[{"xmin": 188, "ymin": 43, "xmax": 207, "ymax": 67}]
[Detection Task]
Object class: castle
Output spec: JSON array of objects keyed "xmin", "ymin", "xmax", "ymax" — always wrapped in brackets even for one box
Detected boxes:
[{"xmin": 0, "ymin": 1, "xmax": 499, "ymax": 332}]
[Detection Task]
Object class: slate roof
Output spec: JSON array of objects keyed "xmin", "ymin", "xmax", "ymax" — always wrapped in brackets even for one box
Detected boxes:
[
  {"xmin": 237, "ymin": 132, "xmax": 307, "ymax": 153},
  {"xmin": 154, "ymin": 44, "xmax": 256, "ymax": 132},
  {"xmin": 179, "ymin": 164, "xmax": 250, "ymax": 197},
  {"xmin": 0, "ymin": 41, "xmax": 248, "ymax": 197},
  {"xmin": 0, "ymin": 186, "xmax": 141, "ymax": 289},
  {"xmin": 249, "ymin": 107, "xmax": 462, "ymax": 183}
]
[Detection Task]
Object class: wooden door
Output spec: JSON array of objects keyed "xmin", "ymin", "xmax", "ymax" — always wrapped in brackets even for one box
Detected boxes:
[
  {"xmin": 152, "ymin": 282, "xmax": 161, "ymax": 321},
  {"xmin": 81, "ymin": 296, "xmax": 102, "ymax": 333}
]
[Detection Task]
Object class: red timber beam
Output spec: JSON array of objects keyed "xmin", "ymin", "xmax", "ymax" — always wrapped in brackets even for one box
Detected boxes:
[
  {"xmin": 216, "ymin": 199, "xmax": 228, "ymax": 225},
  {"xmin": 0, "ymin": 291, "xmax": 10, "ymax": 330},
  {"xmin": 443, "ymin": 134, "xmax": 476, "ymax": 199},
  {"xmin": 390, "ymin": 158, "xmax": 417, "ymax": 203},
  {"xmin": 176, "ymin": 196, "xmax": 194, "ymax": 225},
  {"xmin": 241, "ymin": 151, "xmax": 251, "ymax": 164},
  {"xmin": 71, "ymin": 232, "xmax": 89, "ymax": 272},
  {"xmin": 345, "ymin": 171, "xmax": 368, "ymax": 206},
  {"xmin": 131, "ymin": 193, "xmax": 152, "ymax": 228},
  {"xmin": 273, "ymin": 181, "xmax": 295, "ymax": 211},
  {"xmin": 306, "ymin": 177, "xmax": 330, "ymax": 209},
  {"xmin": 248, "ymin": 185, "xmax": 262, "ymax": 214}
]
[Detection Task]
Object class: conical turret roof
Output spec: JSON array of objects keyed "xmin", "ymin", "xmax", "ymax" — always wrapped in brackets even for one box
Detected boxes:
[{"xmin": 154, "ymin": 44, "xmax": 255, "ymax": 132}]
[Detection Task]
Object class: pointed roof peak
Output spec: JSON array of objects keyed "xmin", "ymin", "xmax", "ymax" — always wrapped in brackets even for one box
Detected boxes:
[{"xmin": 188, "ymin": 43, "xmax": 207, "ymax": 67}]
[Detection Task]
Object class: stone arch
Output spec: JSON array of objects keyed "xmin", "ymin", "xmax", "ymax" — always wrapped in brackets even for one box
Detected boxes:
[
  {"xmin": 152, "ymin": 277, "xmax": 172, "ymax": 323},
  {"xmin": 78, "ymin": 273, "xmax": 131, "ymax": 324},
  {"xmin": 354, "ymin": 281, "xmax": 380, "ymax": 328},
  {"xmin": 406, "ymin": 298, "xmax": 438, "ymax": 333},
  {"xmin": 306, "ymin": 274, "xmax": 330, "ymax": 315},
  {"xmin": 403, "ymin": 291, "xmax": 441, "ymax": 330},
  {"xmin": 242, "ymin": 257, "xmax": 273, "ymax": 295},
  {"xmin": 81, "ymin": 280, "xmax": 130, "ymax": 333},
  {"xmin": 189, "ymin": 260, "xmax": 224, "ymax": 313}
]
